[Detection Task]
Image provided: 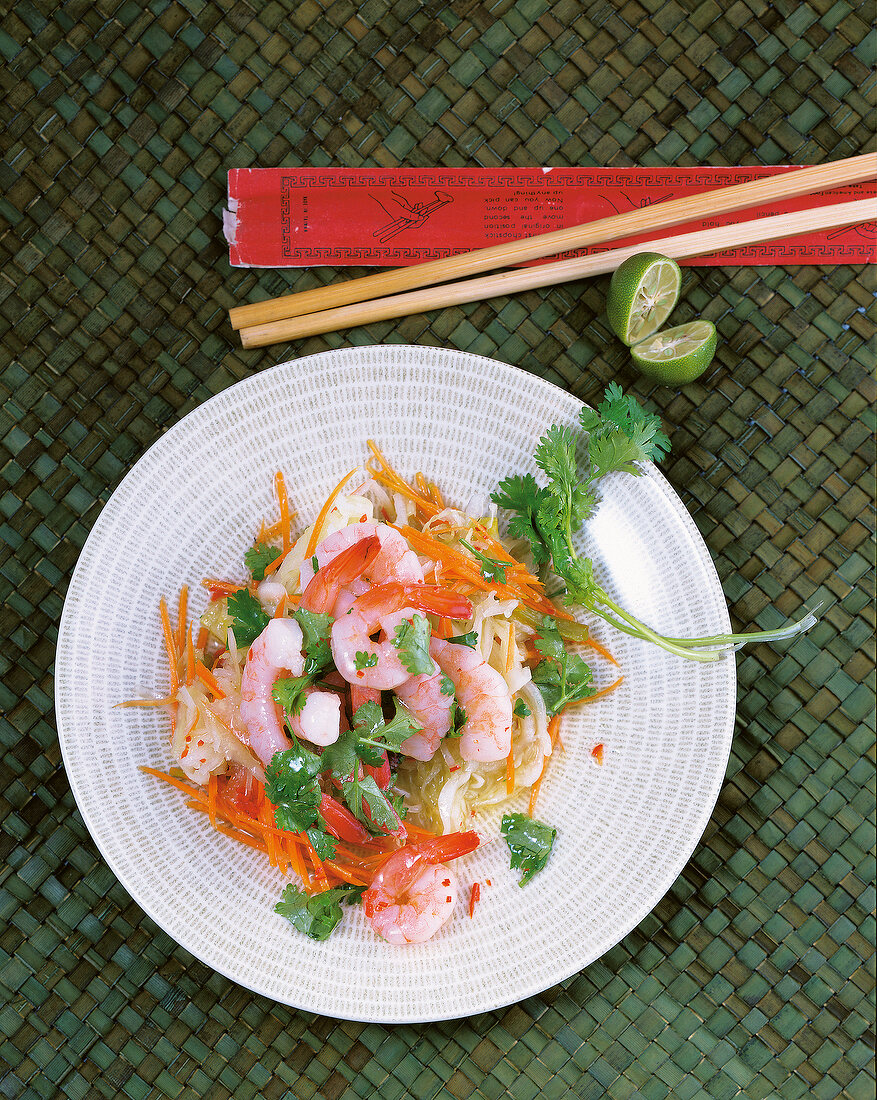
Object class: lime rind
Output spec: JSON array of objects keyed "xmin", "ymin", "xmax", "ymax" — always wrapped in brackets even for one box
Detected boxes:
[
  {"xmin": 630, "ymin": 321, "xmax": 718, "ymax": 384},
  {"xmin": 606, "ymin": 252, "xmax": 682, "ymax": 346}
]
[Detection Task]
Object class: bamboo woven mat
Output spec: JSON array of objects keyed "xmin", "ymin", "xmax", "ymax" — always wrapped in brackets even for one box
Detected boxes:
[{"xmin": 1, "ymin": 1, "xmax": 874, "ymax": 1098}]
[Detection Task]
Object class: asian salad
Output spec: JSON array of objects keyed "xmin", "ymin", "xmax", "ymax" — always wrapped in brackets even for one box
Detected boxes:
[{"xmin": 136, "ymin": 386, "xmax": 815, "ymax": 945}]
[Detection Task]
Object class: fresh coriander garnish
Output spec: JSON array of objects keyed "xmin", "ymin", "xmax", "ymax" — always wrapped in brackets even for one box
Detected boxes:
[{"xmin": 501, "ymin": 813, "xmax": 557, "ymax": 886}]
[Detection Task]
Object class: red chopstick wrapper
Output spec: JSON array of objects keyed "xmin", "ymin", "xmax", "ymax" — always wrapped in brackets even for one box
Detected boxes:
[{"xmin": 224, "ymin": 167, "xmax": 875, "ymax": 269}]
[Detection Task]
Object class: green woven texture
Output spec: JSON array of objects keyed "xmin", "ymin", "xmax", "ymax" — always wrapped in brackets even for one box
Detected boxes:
[{"xmin": 1, "ymin": 0, "xmax": 874, "ymax": 1097}]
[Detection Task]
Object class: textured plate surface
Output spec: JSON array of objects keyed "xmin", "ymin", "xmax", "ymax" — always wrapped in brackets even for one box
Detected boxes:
[{"xmin": 56, "ymin": 345, "xmax": 736, "ymax": 1023}]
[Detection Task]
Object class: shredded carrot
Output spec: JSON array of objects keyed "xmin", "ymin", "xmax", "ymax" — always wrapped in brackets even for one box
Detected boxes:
[
  {"xmin": 366, "ymin": 441, "xmax": 440, "ymax": 520},
  {"xmin": 322, "ymin": 861, "xmax": 371, "ymax": 887},
  {"xmin": 159, "ymin": 597, "xmax": 180, "ymax": 697},
  {"xmin": 196, "ymin": 626, "xmax": 209, "ymax": 650},
  {"xmin": 273, "ymin": 593, "xmax": 288, "ymax": 619},
  {"xmin": 506, "ymin": 747, "xmax": 515, "ymax": 795},
  {"xmin": 528, "ymin": 715, "xmax": 561, "ymax": 817},
  {"xmin": 208, "ymin": 773, "xmax": 218, "ymax": 828},
  {"xmin": 468, "ymin": 881, "xmax": 480, "ymax": 918},
  {"xmin": 263, "ymin": 551, "xmax": 286, "ymax": 577},
  {"xmin": 176, "ymin": 585, "xmax": 188, "ymax": 652},
  {"xmin": 275, "ymin": 471, "xmax": 291, "ymax": 553},
  {"xmin": 185, "ymin": 625, "xmax": 195, "ymax": 686},
  {"xmin": 201, "ymin": 578, "xmax": 244, "ymax": 598},
  {"xmin": 582, "ymin": 675, "xmax": 624, "ymax": 702},
  {"xmin": 306, "ymin": 466, "xmax": 358, "ymax": 557},
  {"xmin": 195, "ymin": 661, "xmax": 225, "ymax": 699},
  {"xmin": 584, "ymin": 636, "xmax": 619, "ymax": 666},
  {"xmin": 141, "ymin": 765, "xmax": 204, "ymax": 799},
  {"xmin": 301, "ymin": 832, "xmax": 330, "ymax": 892},
  {"xmin": 591, "ymin": 743, "xmax": 605, "ymax": 765},
  {"xmin": 116, "ymin": 696, "xmax": 178, "ymax": 708}
]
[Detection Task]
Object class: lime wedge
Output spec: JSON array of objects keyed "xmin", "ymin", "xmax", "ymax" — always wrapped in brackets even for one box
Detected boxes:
[
  {"xmin": 630, "ymin": 320, "xmax": 718, "ymax": 384},
  {"xmin": 606, "ymin": 252, "xmax": 682, "ymax": 346}
]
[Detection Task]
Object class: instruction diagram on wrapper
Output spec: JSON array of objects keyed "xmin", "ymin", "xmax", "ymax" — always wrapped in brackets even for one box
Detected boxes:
[{"xmin": 371, "ymin": 190, "xmax": 454, "ymax": 242}]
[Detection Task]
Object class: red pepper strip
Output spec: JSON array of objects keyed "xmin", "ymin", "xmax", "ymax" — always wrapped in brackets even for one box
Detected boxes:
[
  {"xmin": 319, "ymin": 793, "xmax": 372, "ymax": 844},
  {"xmin": 468, "ymin": 881, "xmax": 480, "ymax": 918}
]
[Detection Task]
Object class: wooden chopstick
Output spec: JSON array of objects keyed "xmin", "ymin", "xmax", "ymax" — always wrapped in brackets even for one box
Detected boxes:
[
  {"xmin": 229, "ymin": 153, "xmax": 876, "ymax": 333},
  {"xmin": 237, "ymin": 198, "xmax": 875, "ymax": 346}
]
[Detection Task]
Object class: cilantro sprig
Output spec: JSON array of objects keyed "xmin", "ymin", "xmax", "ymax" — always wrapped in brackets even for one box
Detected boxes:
[
  {"xmin": 532, "ymin": 617, "xmax": 595, "ymax": 716},
  {"xmin": 501, "ymin": 813, "xmax": 557, "ymax": 886},
  {"xmin": 492, "ymin": 384, "xmax": 817, "ymax": 661},
  {"xmin": 245, "ymin": 541, "xmax": 282, "ymax": 581},
  {"xmin": 275, "ymin": 882, "xmax": 365, "ymax": 941}
]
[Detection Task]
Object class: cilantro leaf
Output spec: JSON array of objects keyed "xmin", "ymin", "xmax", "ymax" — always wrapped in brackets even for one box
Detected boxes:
[
  {"xmin": 291, "ymin": 607, "xmax": 333, "ymax": 674},
  {"xmin": 392, "ymin": 614, "xmax": 435, "ymax": 676},
  {"xmin": 351, "ymin": 698, "xmax": 422, "ymax": 763},
  {"xmin": 264, "ymin": 746, "xmax": 323, "ymax": 833},
  {"xmin": 491, "ymin": 474, "xmax": 553, "ymax": 568},
  {"xmin": 579, "ymin": 381, "xmax": 671, "ymax": 474},
  {"xmin": 355, "ymin": 651, "xmax": 379, "ymax": 670},
  {"xmin": 341, "ymin": 771, "xmax": 400, "ymax": 832},
  {"xmin": 244, "ymin": 542, "xmax": 282, "ymax": 581},
  {"xmin": 447, "ymin": 631, "xmax": 477, "ymax": 648},
  {"xmin": 227, "ymin": 588, "xmax": 270, "ymax": 648},
  {"xmin": 439, "ymin": 672, "xmax": 456, "ymax": 696},
  {"xmin": 460, "ymin": 539, "xmax": 509, "ymax": 583},
  {"xmin": 532, "ymin": 616, "xmax": 595, "ymax": 716},
  {"xmin": 501, "ymin": 813, "xmax": 557, "ymax": 886},
  {"xmin": 272, "ymin": 675, "xmax": 312, "ymax": 718},
  {"xmin": 513, "ymin": 698, "xmax": 531, "ymax": 718},
  {"xmin": 275, "ymin": 882, "xmax": 364, "ymax": 941},
  {"xmin": 306, "ymin": 827, "xmax": 338, "ymax": 860}
]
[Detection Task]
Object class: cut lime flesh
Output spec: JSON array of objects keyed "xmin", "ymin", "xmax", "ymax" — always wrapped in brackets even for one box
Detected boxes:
[
  {"xmin": 607, "ymin": 252, "xmax": 682, "ymax": 345},
  {"xmin": 631, "ymin": 321, "xmax": 717, "ymax": 384}
]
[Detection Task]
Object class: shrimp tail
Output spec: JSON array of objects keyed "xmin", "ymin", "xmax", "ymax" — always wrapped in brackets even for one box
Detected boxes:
[{"xmin": 416, "ymin": 830, "xmax": 481, "ymax": 864}]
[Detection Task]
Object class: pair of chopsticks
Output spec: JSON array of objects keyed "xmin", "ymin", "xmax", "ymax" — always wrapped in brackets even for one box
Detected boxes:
[{"xmin": 230, "ymin": 155, "xmax": 876, "ymax": 347}]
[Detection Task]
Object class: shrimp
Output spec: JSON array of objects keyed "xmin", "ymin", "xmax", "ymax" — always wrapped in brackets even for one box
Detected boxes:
[
  {"xmin": 331, "ymin": 582, "xmax": 472, "ymax": 690},
  {"xmin": 430, "ymin": 637, "xmax": 512, "ymax": 762},
  {"xmin": 363, "ymin": 832, "xmax": 480, "ymax": 945},
  {"xmin": 299, "ymin": 522, "xmax": 424, "ymax": 603},
  {"xmin": 240, "ymin": 537, "xmax": 383, "ymax": 762},
  {"xmin": 239, "ymin": 617, "xmax": 307, "ymax": 768},
  {"xmin": 395, "ymin": 653, "xmax": 455, "ymax": 761}
]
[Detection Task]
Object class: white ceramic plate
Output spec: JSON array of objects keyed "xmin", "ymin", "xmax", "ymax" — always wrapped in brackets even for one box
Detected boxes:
[{"xmin": 56, "ymin": 345, "xmax": 736, "ymax": 1023}]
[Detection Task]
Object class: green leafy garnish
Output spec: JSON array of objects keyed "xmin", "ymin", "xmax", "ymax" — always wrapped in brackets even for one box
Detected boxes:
[
  {"xmin": 245, "ymin": 541, "xmax": 282, "ymax": 581},
  {"xmin": 272, "ymin": 675, "xmax": 312, "ymax": 718},
  {"xmin": 227, "ymin": 588, "xmax": 270, "ymax": 647},
  {"xmin": 355, "ymin": 651, "xmax": 379, "ymax": 670},
  {"xmin": 341, "ymin": 771, "xmax": 400, "ymax": 832},
  {"xmin": 513, "ymin": 698, "xmax": 531, "ymax": 718},
  {"xmin": 392, "ymin": 614, "xmax": 435, "ymax": 676},
  {"xmin": 492, "ymin": 384, "xmax": 816, "ymax": 661},
  {"xmin": 447, "ymin": 631, "xmax": 477, "ymax": 648},
  {"xmin": 459, "ymin": 539, "xmax": 509, "ymax": 583},
  {"xmin": 264, "ymin": 745, "xmax": 323, "ymax": 833},
  {"xmin": 501, "ymin": 813, "xmax": 557, "ymax": 886},
  {"xmin": 531, "ymin": 617, "xmax": 595, "ymax": 716},
  {"xmin": 275, "ymin": 882, "xmax": 365, "ymax": 941},
  {"xmin": 292, "ymin": 607, "xmax": 334, "ymax": 674},
  {"xmin": 350, "ymin": 699, "xmax": 422, "ymax": 764},
  {"xmin": 305, "ymin": 827, "xmax": 338, "ymax": 861}
]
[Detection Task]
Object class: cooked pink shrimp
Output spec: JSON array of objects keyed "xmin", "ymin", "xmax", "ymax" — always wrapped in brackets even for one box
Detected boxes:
[
  {"xmin": 363, "ymin": 832, "xmax": 480, "ymax": 945},
  {"xmin": 239, "ymin": 617, "xmax": 306, "ymax": 767},
  {"xmin": 395, "ymin": 650, "xmax": 455, "ymax": 761},
  {"xmin": 430, "ymin": 637, "xmax": 512, "ymax": 762},
  {"xmin": 331, "ymin": 582, "xmax": 472, "ymax": 690},
  {"xmin": 240, "ymin": 537, "xmax": 383, "ymax": 762},
  {"xmin": 299, "ymin": 522, "xmax": 424, "ymax": 603}
]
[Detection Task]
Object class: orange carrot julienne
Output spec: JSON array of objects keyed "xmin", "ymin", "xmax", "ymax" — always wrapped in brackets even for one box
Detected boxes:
[
  {"xmin": 116, "ymin": 695, "xmax": 178, "ymax": 708},
  {"xmin": 159, "ymin": 597, "xmax": 179, "ymax": 696},
  {"xmin": 582, "ymin": 675, "xmax": 624, "ymax": 702},
  {"xmin": 185, "ymin": 625, "xmax": 195, "ymax": 686},
  {"xmin": 208, "ymin": 773, "xmax": 218, "ymax": 828},
  {"xmin": 176, "ymin": 585, "xmax": 188, "ymax": 652},
  {"xmin": 584, "ymin": 636, "xmax": 619, "ymax": 666},
  {"xmin": 273, "ymin": 592, "xmax": 288, "ymax": 619},
  {"xmin": 366, "ymin": 441, "xmax": 440, "ymax": 520},
  {"xmin": 263, "ymin": 550, "xmax": 286, "ymax": 577},
  {"xmin": 196, "ymin": 626, "xmax": 209, "ymax": 650},
  {"xmin": 506, "ymin": 747, "xmax": 515, "ymax": 795},
  {"xmin": 275, "ymin": 471, "xmax": 291, "ymax": 553},
  {"xmin": 528, "ymin": 715, "xmax": 561, "ymax": 817},
  {"xmin": 195, "ymin": 661, "xmax": 225, "ymax": 699},
  {"xmin": 306, "ymin": 466, "xmax": 358, "ymax": 557}
]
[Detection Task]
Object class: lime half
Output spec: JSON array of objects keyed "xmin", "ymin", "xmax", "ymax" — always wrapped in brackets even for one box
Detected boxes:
[
  {"xmin": 630, "ymin": 320, "xmax": 718, "ymax": 384},
  {"xmin": 606, "ymin": 252, "xmax": 682, "ymax": 345}
]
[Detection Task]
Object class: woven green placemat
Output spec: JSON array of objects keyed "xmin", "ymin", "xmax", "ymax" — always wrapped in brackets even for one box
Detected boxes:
[{"xmin": 0, "ymin": 1, "xmax": 874, "ymax": 1098}]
